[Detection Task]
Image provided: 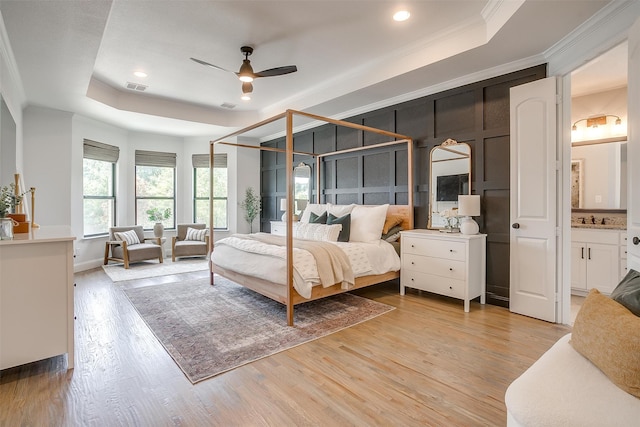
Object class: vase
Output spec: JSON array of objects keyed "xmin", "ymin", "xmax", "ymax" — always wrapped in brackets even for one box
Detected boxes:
[
  {"xmin": 153, "ymin": 222, "xmax": 164, "ymax": 238},
  {"xmin": 0, "ymin": 217, "xmax": 13, "ymax": 240}
]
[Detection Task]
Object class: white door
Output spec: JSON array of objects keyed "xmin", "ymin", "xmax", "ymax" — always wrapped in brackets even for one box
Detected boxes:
[
  {"xmin": 628, "ymin": 18, "xmax": 640, "ymax": 271},
  {"xmin": 509, "ymin": 77, "xmax": 557, "ymax": 322}
]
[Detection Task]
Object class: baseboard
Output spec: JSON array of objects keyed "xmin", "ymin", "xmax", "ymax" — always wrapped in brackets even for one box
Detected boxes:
[{"xmin": 74, "ymin": 259, "xmax": 104, "ymax": 273}]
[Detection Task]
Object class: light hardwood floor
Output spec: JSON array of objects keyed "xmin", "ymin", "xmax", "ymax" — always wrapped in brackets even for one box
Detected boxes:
[{"xmin": 0, "ymin": 268, "xmax": 570, "ymax": 426}]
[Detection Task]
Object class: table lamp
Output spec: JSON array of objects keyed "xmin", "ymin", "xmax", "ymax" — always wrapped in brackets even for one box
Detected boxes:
[
  {"xmin": 280, "ymin": 199, "xmax": 288, "ymax": 221},
  {"xmin": 458, "ymin": 195, "xmax": 480, "ymax": 235}
]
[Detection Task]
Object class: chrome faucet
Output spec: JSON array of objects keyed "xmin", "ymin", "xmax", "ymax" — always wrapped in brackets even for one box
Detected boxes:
[{"xmin": 590, "ymin": 215, "xmax": 596, "ymax": 224}]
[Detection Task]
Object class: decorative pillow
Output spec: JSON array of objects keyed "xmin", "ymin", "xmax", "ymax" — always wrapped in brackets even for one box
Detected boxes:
[
  {"xmin": 309, "ymin": 211, "xmax": 328, "ymax": 224},
  {"xmin": 300, "ymin": 203, "xmax": 327, "ymax": 223},
  {"xmin": 611, "ymin": 269, "xmax": 640, "ymax": 317},
  {"xmin": 382, "ymin": 214, "xmax": 403, "ymax": 234},
  {"xmin": 327, "ymin": 203, "xmax": 355, "ymax": 218},
  {"xmin": 185, "ymin": 227, "xmax": 207, "ymax": 242},
  {"xmin": 382, "ymin": 225, "xmax": 403, "ymax": 243},
  {"xmin": 293, "ymin": 223, "xmax": 341, "ymax": 242},
  {"xmin": 570, "ymin": 289, "xmax": 640, "ymax": 398},
  {"xmin": 327, "ymin": 213, "xmax": 351, "ymax": 242},
  {"xmin": 349, "ymin": 204, "xmax": 389, "ymax": 243},
  {"xmin": 114, "ymin": 229, "xmax": 140, "ymax": 245}
]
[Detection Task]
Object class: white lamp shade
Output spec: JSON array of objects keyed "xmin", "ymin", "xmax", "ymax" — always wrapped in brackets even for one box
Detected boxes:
[
  {"xmin": 458, "ymin": 195, "xmax": 480, "ymax": 217},
  {"xmin": 280, "ymin": 199, "xmax": 288, "ymax": 211}
]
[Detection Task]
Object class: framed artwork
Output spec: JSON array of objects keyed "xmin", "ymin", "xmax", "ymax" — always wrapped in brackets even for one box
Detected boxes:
[{"xmin": 571, "ymin": 159, "xmax": 584, "ymax": 209}]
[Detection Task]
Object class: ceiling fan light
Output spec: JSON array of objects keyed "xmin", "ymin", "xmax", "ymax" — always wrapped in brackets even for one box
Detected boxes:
[
  {"xmin": 241, "ymin": 94, "xmax": 251, "ymax": 101},
  {"xmin": 239, "ymin": 75, "xmax": 253, "ymax": 82},
  {"xmin": 238, "ymin": 60, "xmax": 254, "ymax": 82},
  {"xmin": 393, "ymin": 10, "xmax": 410, "ymax": 21}
]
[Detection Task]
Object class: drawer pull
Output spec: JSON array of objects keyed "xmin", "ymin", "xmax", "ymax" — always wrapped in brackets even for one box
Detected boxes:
[
  {"xmin": 449, "ymin": 267, "xmax": 453, "ymax": 271},
  {"xmin": 411, "ymin": 261, "xmax": 415, "ymax": 265},
  {"xmin": 449, "ymin": 249, "xmax": 454, "ymax": 253},
  {"xmin": 411, "ymin": 244, "xmax": 415, "ymax": 248},
  {"xmin": 449, "ymin": 286, "xmax": 453, "ymax": 290}
]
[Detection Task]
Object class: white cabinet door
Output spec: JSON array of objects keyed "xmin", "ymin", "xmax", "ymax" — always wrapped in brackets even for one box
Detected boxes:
[
  {"xmin": 571, "ymin": 242, "xmax": 587, "ymax": 290},
  {"xmin": 509, "ymin": 77, "xmax": 557, "ymax": 322},
  {"xmin": 586, "ymin": 243, "xmax": 619, "ymax": 294}
]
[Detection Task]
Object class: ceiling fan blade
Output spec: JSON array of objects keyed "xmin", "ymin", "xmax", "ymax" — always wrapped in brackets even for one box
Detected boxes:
[
  {"xmin": 254, "ymin": 65, "xmax": 297, "ymax": 78},
  {"xmin": 190, "ymin": 57, "xmax": 235, "ymax": 74}
]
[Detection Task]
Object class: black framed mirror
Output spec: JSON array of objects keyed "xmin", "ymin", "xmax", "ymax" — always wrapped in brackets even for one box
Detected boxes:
[{"xmin": 428, "ymin": 138, "xmax": 472, "ymax": 229}]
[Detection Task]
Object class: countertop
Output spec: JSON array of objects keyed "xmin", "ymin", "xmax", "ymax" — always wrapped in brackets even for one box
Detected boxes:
[{"xmin": 571, "ymin": 224, "xmax": 626, "ymax": 230}]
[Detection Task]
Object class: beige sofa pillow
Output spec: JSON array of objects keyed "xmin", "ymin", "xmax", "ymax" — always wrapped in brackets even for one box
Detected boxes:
[{"xmin": 570, "ymin": 289, "xmax": 640, "ymax": 398}]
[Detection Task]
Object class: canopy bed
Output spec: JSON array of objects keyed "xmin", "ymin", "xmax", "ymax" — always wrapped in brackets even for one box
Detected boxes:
[{"xmin": 208, "ymin": 109, "xmax": 414, "ymax": 325}]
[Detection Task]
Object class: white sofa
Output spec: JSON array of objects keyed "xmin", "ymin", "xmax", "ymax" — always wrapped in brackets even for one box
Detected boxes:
[{"xmin": 505, "ymin": 333, "xmax": 640, "ymax": 427}]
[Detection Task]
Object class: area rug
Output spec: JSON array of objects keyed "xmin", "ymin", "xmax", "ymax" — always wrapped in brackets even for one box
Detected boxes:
[
  {"xmin": 123, "ymin": 276, "xmax": 394, "ymax": 383},
  {"xmin": 102, "ymin": 258, "xmax": 208, "ymax": 282}
]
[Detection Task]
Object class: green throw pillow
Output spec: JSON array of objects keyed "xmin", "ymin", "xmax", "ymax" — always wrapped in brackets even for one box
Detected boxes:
[
  {"xmin": 327, "ymin": 213, "xmax": 351, "ymax": 242},
  {"xmin": 611, "ymin": 268, "xmax": 640, "ymax": 317},
  {"xmin": 309, "ymin": 211, "xmax": 327, "ymax": 224}
]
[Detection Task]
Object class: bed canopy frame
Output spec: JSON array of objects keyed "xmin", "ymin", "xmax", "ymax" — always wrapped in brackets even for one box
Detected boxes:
[{"xmin": 208, "ymin": 109, "xmax": 414, "ymax": 325}]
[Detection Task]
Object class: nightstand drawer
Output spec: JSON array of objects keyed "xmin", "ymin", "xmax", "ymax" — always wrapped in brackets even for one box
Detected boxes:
[
  {"xmin": 403, "ymin": 253, "xmax": 466, "ymax": 280},
  {"xmin": 402, "ymin": 270, "xmax": 465, "ymax": 299},
  {"xmin": 403, "ymin": 237, "xmax": 466, "ymax": 261}
]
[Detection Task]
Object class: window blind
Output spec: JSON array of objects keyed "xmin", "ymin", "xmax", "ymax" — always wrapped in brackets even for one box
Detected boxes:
[
  {"xmin": 83, "ymin": 139, "xmax": 119, "ymax": 163},
  {"xmin": 135, "ymin": 150, "xmax": 177, "ymax": 168},
  {"xmin": 192, "ymin": 153, "xmax": 226, "ymax": 168}
]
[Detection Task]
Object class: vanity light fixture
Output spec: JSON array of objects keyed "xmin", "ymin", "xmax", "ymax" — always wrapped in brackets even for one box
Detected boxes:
[{"xmin": 571, "ymin": 114, "xmax": 622, "ymax": 131}]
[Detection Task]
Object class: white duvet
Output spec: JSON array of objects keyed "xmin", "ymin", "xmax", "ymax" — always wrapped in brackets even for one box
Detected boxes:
[{"xmin": 211, "ymin": 233, "xmax": 401, "ymax": 298}]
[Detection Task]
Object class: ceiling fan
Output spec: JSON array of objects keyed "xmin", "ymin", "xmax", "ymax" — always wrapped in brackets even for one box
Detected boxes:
[{"xmin": 190, "ymin": 46, "xmax": 297, "ymax": 97}]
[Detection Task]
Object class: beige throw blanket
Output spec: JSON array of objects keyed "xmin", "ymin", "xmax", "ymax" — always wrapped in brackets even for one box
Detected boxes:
[{"xmin": 240, "ymin": 233, "xmax": 355, "ymax": 288}]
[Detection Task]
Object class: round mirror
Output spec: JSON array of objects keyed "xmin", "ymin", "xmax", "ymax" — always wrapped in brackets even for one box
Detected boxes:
[{"xmin": 428, "ymin": 139, "xmax": 472, "ymax": 229}]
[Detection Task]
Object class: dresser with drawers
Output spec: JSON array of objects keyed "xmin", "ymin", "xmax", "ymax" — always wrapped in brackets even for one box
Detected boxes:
[{"xmin": 400, "ymin": 229, "xmax": 487, "ymax": 312}]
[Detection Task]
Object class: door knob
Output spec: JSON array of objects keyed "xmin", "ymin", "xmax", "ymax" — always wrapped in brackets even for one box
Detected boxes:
[
  {"xmin": 634, "ymin": 236, "xmax": 640, "ymax": 245},
  {"xmin": 512, "ymin": 223, "xmax": 520, "ymax": 229}
]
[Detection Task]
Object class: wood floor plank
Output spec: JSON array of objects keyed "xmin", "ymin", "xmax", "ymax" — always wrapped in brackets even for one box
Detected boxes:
[{"xmin": 0, "ymin": 268, "xmax": 570, "ymax": 426}]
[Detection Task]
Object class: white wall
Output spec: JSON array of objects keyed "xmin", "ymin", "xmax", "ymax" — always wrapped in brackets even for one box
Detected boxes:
[{"xmin": 23, "ymin": 106, "xmax": 73, "ymax": 227}]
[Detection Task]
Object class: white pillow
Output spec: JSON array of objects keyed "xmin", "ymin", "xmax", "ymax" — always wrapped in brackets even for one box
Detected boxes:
[
  {"xmin": 300, "ymin": 203, "xmax": 327, "ymax": 223},
  {"xmin": 294, "ymin": 223, "xmax": 342, "ymax": 242},
  {"xmin": 349, "ymin": 204, "xmax": 389, "ymax": 243},
  {"xmin": 327, "ymin": 203, "xmax": 355, "ymax": 218},
  {"xmin": 114, "ymin": 229, "xmax": 140, "ymax": 245},
  {"xmin": 185, "ymin": 227, "xmax": 207, "ymax": 242}
]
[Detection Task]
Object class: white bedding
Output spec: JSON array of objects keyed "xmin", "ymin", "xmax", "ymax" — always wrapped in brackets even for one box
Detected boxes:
[{"xmin": 211, "ymin": 233, "xmax": 400, "ymax": 298}]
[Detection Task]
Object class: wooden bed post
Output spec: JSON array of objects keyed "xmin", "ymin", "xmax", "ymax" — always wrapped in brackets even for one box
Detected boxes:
[{"xmin": 285, "ymin": 110, "xmax": 295, "ymax": 326}]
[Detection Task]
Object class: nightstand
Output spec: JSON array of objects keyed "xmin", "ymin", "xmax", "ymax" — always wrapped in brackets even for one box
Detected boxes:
[
  {"xmin": 400, "ymin": 229, "xmax": 486, "ymax": 312},
  {"xmin": 270, "ymin": 221, "xmax": 298, "ymax": 236}
]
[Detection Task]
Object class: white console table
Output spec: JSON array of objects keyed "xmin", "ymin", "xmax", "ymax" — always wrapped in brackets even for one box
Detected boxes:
[{"xmin": 0, "ymin": 226, "xmax": 76, "ymax": 370}]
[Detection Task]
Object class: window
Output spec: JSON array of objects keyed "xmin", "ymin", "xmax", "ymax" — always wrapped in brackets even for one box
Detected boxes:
[
  {"xmin": 135, "ymin": 150, "xmax": 176, "ymax": 230},
  {"xmin": 193, "ymin": 153, "xmax": 227, "ymax": 229},
  {"xmin": 83, "ymin": 140, "xmax": 119, "ymax": 237}
]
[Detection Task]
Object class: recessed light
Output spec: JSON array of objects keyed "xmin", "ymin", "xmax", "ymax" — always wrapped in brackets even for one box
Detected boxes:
[
  {"xmin": 393, "ymin": 10, "xmax": 410, "ymax": 22},
  {"xmin": 133, "ymin": 71, "xmax": 148, "ymax": 78}
]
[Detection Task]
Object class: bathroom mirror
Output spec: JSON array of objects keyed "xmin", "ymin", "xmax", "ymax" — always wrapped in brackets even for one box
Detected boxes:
[
  {"xmin": 293, "ymin": 162, "xmax": 311, "ymax": 215},
  {"xmin": 571, "ymin": 139, "xmax": 627, "ymax": 210},
  {"xmin": 428, "ymin": 139, "xmax": 472, "ymax": 229}
]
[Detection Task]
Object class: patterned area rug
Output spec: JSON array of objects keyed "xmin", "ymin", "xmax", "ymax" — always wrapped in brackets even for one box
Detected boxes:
[
  {"xmin": 102, "ymin": 258, "xmax": 208, "ymax": 282},
  {"xmin": 123, "ymin": 276, "xmax": 395, "ymax": 383}
]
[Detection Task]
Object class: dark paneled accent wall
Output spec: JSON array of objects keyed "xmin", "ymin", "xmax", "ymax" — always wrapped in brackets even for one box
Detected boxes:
[{"xmin": 261, "ymin": 64, "xmax": 547, "ymax": 307}]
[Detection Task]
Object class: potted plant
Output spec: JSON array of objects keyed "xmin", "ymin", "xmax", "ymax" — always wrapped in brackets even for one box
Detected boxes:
[
  {"xmin": 239, "ymin": 187, "xmax": 261, "ymax": 233},
  {"xmin": 146, "ymin": 207, "xmax": 171, "ymax": 238},
  {"xmin": 0, "ymin": 183, "xmax": 28, "ymax": 240}
]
